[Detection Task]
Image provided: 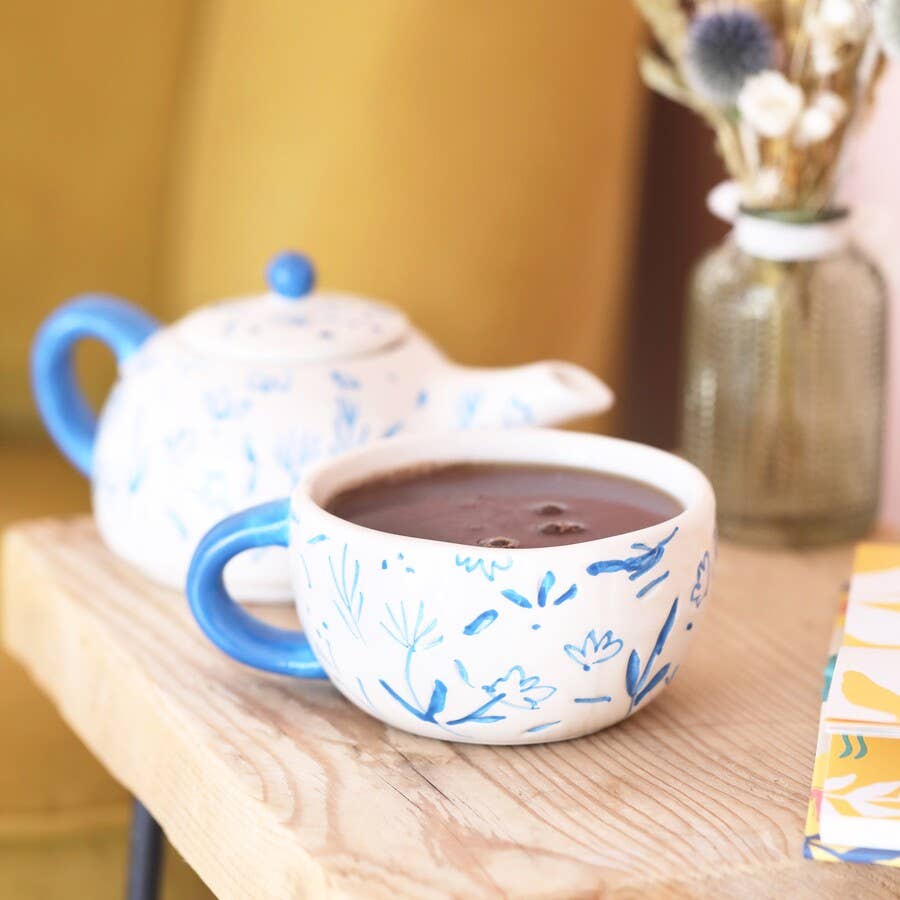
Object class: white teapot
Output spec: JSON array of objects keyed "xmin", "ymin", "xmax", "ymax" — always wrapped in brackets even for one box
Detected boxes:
[{"xmin": 32, "ymin": 251, "xmax": 613, "ymax": 599}]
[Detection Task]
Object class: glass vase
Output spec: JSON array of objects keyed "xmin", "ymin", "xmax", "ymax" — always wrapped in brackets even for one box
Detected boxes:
[{"xmin": 680, "ymin": 210, "xmax": 887, "ymax": 546}]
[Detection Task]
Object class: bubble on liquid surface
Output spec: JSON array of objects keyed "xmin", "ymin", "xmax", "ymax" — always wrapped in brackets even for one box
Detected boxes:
[
  {"xmin": 478, "ymin": 536, "xmax": 521, "ymax": 549},
  {"xmin": 539, "ymin": 521, "xmax": 585, "ymax": 536},
  {"xmin": 535, "ymin": 502, "xmax": 567, "ymax": 516}
]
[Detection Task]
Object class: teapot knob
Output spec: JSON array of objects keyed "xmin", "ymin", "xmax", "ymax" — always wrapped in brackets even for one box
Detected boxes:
[{"xmin": 266, "ymin": 250, "xmax": 316, "ymax": 299}]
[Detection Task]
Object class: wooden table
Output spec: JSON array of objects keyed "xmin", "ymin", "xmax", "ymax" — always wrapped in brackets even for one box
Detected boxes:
[{"xmin": 3, "ymin": 517, "xmax": 900, "ymax": 899}]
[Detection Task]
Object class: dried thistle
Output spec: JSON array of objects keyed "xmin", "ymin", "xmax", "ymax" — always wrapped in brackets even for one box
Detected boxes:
[
  {"xmin": 631, "ymin": 0, "xmax": 891, "ymax": 213},
  {"xmin": 685, "ymin": 7, "xmax": 776, "ymax": 106}
]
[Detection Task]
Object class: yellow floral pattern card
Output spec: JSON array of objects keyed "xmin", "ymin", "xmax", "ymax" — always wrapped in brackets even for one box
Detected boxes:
[
  {"xmin": 805, "ymin": 544, "xmax": 900, "ymax": 865},
  {"xmin": 825, "ymin": 648, "xmax": 900, "ymax": 733},
  {"xmin": 824, "ymin": 545, "xmax": 900, "ymax": 735},
  {"xmin": 819, "ymin": 733, "xmax": 900, "ymax": 851}
]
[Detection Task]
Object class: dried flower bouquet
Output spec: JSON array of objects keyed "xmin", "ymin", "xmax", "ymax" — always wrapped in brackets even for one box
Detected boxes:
[{"xmin": 635, "ymin": 0, "xmax": 898, "ymax": 215}]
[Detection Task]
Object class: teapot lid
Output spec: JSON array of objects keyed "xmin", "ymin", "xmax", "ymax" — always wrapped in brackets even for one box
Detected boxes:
[{"xmin": 174, "ymin": 251, "xmax": 409, "ymax": 363}]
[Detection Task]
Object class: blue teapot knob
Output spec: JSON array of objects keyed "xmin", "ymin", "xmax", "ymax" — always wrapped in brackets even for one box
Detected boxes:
[{"xmin": 266, "ymin": 251, "xmax": 315, "ymax": 299}]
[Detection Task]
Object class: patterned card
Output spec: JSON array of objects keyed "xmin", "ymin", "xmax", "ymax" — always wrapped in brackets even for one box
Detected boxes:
[
  {"xmin": 805, "ymin": 544, "xmax": 900, "ymax": 865},
  {"xmin": 825, "ymin": 648, "xmax": 900, "ymax": 735},
  {"xmin": 819, "ymin": 733, "xmax": 900, "ymax": 851},
  {"xmin": 823, "ymin": 546, "xmax": 900, "ymax": 737}
]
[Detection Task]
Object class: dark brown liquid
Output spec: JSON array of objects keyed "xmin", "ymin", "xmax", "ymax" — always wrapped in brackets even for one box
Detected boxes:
[{"xmin": 326, "ymin": 463, "xmax": 682, "ymax": 548}]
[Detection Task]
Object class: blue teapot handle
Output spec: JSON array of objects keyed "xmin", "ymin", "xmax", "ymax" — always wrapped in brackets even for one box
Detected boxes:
[
  {"xmin": 30, "ymin": 295, "xmax": 160, "ymax": 477},
  {"xmin": 186, "ymin": 500, "xmax": 326, "ymax": 678}
]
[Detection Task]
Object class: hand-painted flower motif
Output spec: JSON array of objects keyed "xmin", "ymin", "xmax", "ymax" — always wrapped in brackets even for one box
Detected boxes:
[
  {"xmin": 454, "ymin": 554, "xmax": 513, "ymax": 582},
  {"xmin": 462, "ymin": 609, "xmax": 499, "ymax": 635},
  {"xmin": 247, "ymin": 370, "xmax": 293, "ymax": 393},
  {"xmin": 482, "ymin": 666, "xmax": 556, "ymax": 710},
  {"xmin": 586, "ymin": 527, "xmax": 678, "ymax": 599},
  {"xmin": 328, "ymin": 544, "xmax": 365, "ymax": 639},
  {"xmin": 690, "ymin": 551, "xmax": 711, "ymax": 608},
  {"xmin": 205, "ymin": 388, "xmax": 251, "ymax": 420},
  {"xmin": 456, "ymin": 392, "xmax": 483, "ymax": 429},
  {"xmin": 378, "ymin": 606, "xmax": 510, "ymax": 729},
  {"xmin": 502, "ymin": 396, "xmax": 535, "ymax": 427},
  {"xmin": 501, "ymin": 570, "xmax": 577, "ymax": 609},
  {"xmin": 380, "ymin": 599, "xmax": 443, "ymax": 656},
  {"xmin": 330, "ymin": 370, "xmax": 361, "ymax": 390},
  {"xmin": 626, "ymin": 598, "xmax": 679, "ymax": 710},
  {"xmin": 331, "ymin": 396, "xmax": 370, "ymax": 453},
  {"xmin": 564, "ymin": 629, "xmax": 624, "ymax": 672}
]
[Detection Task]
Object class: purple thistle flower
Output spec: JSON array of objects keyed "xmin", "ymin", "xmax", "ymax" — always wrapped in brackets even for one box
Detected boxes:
[{"xmin": 686, "ymin": 6, "xmax": 775, "ymax": 107}]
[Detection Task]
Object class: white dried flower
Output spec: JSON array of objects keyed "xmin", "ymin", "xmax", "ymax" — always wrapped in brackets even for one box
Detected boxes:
[
  {"xmin": 874, "ymin": 0, "xmax": 900, "ymax": 59},
  {"xmin": 795, "ymin": 108, "xmax": 838, "ymax": 145},
  {"xmin": 794, "ymin": 91, "xmax": 848, "ymax": 146},
  {"xmin": 810, "ymin": 37, "xmax": 844, "ymax": 76},
  {"xmin": 817, "ymin": 0, "xmax": 867, "ymax": 39},
  {"xmin": 813, "ymin": 91, "xmax": 848, "ymax": 122},
  {"xmin": 706, "ymin": 180, "xmax": 742, "ymax": 222},
  {"xmin": 752, "ymin": 167, "xmax": 783, "ymax": 204},
  {"xmin": 737, "ymin": 71, "xmax": 805, "ymax": 139},
  {"xmin": 805, "ymin": 0, "xmax": 869, "ymax": 74}
]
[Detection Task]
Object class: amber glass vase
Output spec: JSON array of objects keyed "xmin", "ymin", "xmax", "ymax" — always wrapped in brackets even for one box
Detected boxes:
[{"xmin": 680, "ymin": 210, "xmax": 887, "ymax": 546}]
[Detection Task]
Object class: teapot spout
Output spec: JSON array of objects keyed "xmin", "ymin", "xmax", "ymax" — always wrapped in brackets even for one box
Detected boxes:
[{"xmin": 427, "ymin": 361, "xmax": 614, "ymax": 431}]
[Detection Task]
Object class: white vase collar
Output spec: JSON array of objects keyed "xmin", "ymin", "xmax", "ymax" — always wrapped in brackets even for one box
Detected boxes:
[
  {"xmin": 733, "ymin": 212, "xmax": 851, "ymax": 261},
  {"xmin": 706, "ymin": 181, "xmax": 851, "ymax": 262}
]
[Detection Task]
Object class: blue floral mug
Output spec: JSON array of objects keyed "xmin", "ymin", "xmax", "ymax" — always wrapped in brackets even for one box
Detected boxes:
[{"xmin": 187, "ymin": 429, "xmax": 716, "ymax": 744}]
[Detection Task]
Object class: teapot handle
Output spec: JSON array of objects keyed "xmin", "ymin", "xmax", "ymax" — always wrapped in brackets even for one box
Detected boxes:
[{"xmin": 31, "ymin": 295, "xmax": 159, "ymax": 477}]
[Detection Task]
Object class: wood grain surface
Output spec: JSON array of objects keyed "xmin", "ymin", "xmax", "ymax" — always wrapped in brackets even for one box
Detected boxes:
[{"xmin": 3, "ymin": 517, "xmax": 900, "ymax": 899}]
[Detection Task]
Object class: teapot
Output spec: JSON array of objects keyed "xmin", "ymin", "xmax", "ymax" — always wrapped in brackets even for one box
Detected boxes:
[{"xmin": 32, "ymin": 251, "xmax": 613, "ymax": 599}]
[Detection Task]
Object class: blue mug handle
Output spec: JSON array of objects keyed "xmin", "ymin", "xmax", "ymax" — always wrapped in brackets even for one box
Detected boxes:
[
  {"xmin": 186, "ymin": 499, "xmax": 326, "ymax": 678},
  {"xmin": 31, "ymin": 295, "xmax": 160, "ymax": 477}
]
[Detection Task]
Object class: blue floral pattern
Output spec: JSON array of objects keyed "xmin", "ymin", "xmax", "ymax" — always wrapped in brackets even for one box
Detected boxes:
[
  {"xmin": 625, "ymin": 598, "xmax": 678, "ymax": 710},
  {"xmin": 564, "ymin": 629, "xmax": 624, "ymax": 671},
  {"xmin": 586, "ymin": 527, "xmax": 679, "ymax": 599},
  {"xmin": 690, "ymin": 551, "xmax": 711, "ymax": 607},
  {"xmin": 501, "ymin": 570, "xmax": 577, "ymax": 609},
  {"xmin": 482, "ymin": 666, "xmax": 556, "ymax": 710},
  {"xmin": 454, "ymin": 554, "xmax": 513, "ymax": 582},
  {"xmin": 328, "ymin": 544, "xmax": 365, "ymax": 640},
  {"xmin": 275, "ymin": 468, "xmax": 716, "ymax": 742}
]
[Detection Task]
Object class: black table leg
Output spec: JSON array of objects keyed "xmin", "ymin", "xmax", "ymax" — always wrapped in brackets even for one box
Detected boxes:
[{"xmin": 126, "ymin": 799, "xmax": 164, "ymax": 900}]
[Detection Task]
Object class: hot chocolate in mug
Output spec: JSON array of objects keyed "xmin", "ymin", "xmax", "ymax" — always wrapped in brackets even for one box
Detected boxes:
[{"xmin": 187, "ymin": 430, "xmax": 716, "ymax": 744}]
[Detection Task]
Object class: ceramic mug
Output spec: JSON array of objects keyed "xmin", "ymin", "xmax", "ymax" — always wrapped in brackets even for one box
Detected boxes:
[{"xmin": 187, "ymin": 429, "xmax": 716, "ymax": 744}]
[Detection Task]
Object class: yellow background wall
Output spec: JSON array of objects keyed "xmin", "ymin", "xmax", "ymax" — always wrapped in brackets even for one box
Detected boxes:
[
  {"xmin": 2, "ymin": 0, "xmax": 644, "ymax": 438},
  {"xmin": 1, "ymin": 2, "xmax": 644, "ymax": 897},
  {"xmin": 159, "ymin": 1, "xmax": 644, "ymax": 418},
  {"xmin": 0, "ymin": 1, "xmax": 190, "ymax": 434}
]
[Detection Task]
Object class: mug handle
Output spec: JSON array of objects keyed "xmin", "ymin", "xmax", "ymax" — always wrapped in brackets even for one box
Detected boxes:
[
  {"xmin": 186, "ymin": 499, "xmax": 326, "ymax": 678},
  {"xmin": 30, "ymin": 294, "xmax": 160, "ymax": 477}
]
